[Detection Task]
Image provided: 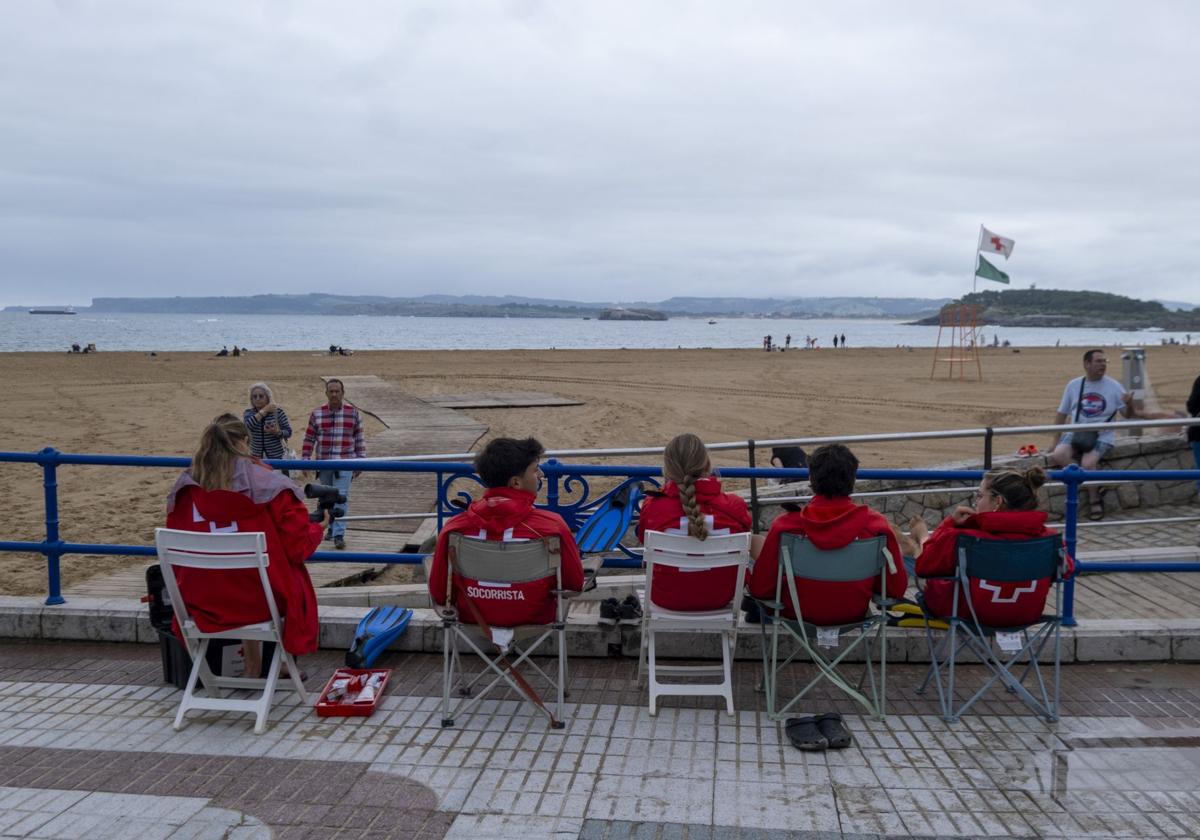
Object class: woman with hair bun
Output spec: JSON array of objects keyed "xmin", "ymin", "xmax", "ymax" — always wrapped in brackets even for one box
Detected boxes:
[
  {"xmin": 912, "ymin": 465, "xmax": 1068, "ymax": 626},
  {"xmin": 165, "ymin": 414, "xmax": 322, "ymax": 675},
  {"xmin": 637, "ymin": 433, "xmax": 758, "ymax": 611}
]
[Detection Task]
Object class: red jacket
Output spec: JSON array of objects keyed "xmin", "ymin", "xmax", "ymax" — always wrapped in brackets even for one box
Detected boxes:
[
  {"xmin": 429, "ymin": 487, "xmax": 583, "ymax": 626},
  {"xmin": 917, "ymin": 509, "xmax": 1068, "ymax": 626},
  {"xmin": 165, "ymin": 481, "xmax": 322, "ymax": 655},
  {"xmin": 637, "ymin": 478, "xmax": 752, "ymax": 611},
  {"xmin": 749, "ymin": 496, "xmax": 907, "ymax": 625}
]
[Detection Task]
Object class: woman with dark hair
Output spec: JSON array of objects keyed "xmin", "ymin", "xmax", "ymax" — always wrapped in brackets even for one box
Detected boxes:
[
  {"xmin": 748, "ymin": 443, "xmax": 906, "ymax": 625},
  {"xmin": 912, "ymin": 465, "xmax": 1067, "ymax": 626},
  {"xmin": 165, "ymin": 414, "xmax": 322, "ymax": 676},
  {"xmin": 637, "ymin": 433, "xmax": 758, "ymax": 611}
]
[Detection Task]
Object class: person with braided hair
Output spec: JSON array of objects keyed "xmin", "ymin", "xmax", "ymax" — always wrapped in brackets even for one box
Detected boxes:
[
  {"xmin": 637, "ymin": 433, "xmax": 758, "ymax": 611},
  {"xmin": 911, "ymin": 465, "xmax": 1070, "ymax": 626},
  {"xmin": 748, "ymin": 444, "xmax": 907, "ymax": 625}
]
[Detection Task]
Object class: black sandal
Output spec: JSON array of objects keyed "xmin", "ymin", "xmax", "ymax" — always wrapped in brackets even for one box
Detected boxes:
[
  {"xmin": 1088, "ymin": 490, "xmax": 1106, "ymax": 521},
  {"xmin": 814, "ymin": 713, "xmax": 852, "ymax": 749},
  {"xmin": 784, "ymin": 716, "xmax": 828, "ymax": 751}
]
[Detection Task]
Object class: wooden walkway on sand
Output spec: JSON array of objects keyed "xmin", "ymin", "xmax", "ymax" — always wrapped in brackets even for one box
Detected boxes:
[
  {"xmin": 67, "ymin": 375, "xmax": 493, "ymax": 597},
  {"xmin": 424, "ymin": 391, "xmax": 583, "ymax": 409},
  {"xmin": 328, "ymin": 375, "xmax": 488, "ymax": 539}
]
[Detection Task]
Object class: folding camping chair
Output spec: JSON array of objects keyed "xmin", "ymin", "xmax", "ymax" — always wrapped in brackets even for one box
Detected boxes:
[
  {"xmin": 155, "ymin": 527, "xmax": 309, "ymax": 734},
  {"xmin": 439, "ymin": 533, "xmax": 572, "ymax": 729},
  {"xmin": 754, "ymin": 534, "xmax": 893, "ymax": 721},
  {"xmin": 638, "ymin": 530, "xmax": 752, "ymax": 715},
  {"xmin": 916, "ymin": 534, "xmax": 1066, "ymax": 723}
]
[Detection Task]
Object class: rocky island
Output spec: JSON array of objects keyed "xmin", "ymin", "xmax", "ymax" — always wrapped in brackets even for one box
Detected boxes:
[
  {"xmin": 598, "ymin": 308, "xmax": 668, "ymax": 321},
  {"xmin": 914, "ymin": 289, "xmax": 1200, "ymax": 330}
]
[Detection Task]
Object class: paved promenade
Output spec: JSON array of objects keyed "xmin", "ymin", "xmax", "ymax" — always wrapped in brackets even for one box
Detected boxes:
[{"xmin": 2, "ymin": 641, "xmax": 1199, "ymax": 839}]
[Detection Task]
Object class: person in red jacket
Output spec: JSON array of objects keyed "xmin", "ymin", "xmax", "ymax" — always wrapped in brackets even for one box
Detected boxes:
[
  {"xmin": 637, "ymin": 433, "xmax": 759, "ymax": 611},
  {"xmin": 429, "ymin": 437, "xmax": 583, "ymax": 626},
  {"xmin": 912, "ymin": 465, "xmax": 1068, "ymax": 626},
  {"xmin": 749, "ymin": 443, "xmax": 907, "ymax": 625},
  {"xmin": 165, "ymin": 414, "xmax": 323, "ymax": 676}
]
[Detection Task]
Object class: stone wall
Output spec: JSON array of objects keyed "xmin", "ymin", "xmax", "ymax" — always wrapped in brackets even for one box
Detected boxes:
[{"xmin": 754, "ymin": 433, "xmax": 1198, "ymax": 529}]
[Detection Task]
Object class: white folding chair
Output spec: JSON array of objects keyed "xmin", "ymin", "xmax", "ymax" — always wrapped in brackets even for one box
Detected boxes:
[
  {"xmin": 155, "ymin": 527, "xmax": 309, "ymax": 734},
  {"xmin": 439, "ymin": 533, "xmax": 572, "ymax": 729},
  {"xmin": 638, "ymin": 530, "xmax": 752, "ymax": 715}
]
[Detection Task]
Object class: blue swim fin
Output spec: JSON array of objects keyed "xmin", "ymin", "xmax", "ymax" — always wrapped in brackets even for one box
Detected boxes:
[
  {"xmin": 575, "ymin": 483, "xmax": 642, "ymax": 554},
  {"xmin": 346, "ymin": 605, "xmax": 413, "ymax": 668}
]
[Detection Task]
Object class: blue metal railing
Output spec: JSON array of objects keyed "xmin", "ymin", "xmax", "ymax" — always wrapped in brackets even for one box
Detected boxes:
[{"xmin": 2, "ymin": 448, "xmax": 1198, "ymax": 626}]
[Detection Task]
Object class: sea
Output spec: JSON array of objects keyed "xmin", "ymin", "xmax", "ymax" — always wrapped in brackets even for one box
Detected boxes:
[{"xmin": 1, "ymin": 311, "xmax": 1195, "ymax": 352}]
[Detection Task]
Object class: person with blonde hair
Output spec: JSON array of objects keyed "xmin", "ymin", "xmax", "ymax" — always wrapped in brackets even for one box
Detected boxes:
[
  {"xmin": 636, "ymin": 433, "xmax": 756, "ymax": 612},
  {"xmin": 912, "ymin": 464, "xmax": 1068, "ymax": 626},
  {"xmin": 243, "ymin": 382, "xmax": 293, "ymax": 464},
  {"xmin": 165, "ymin": 414, "xmax": 323, "ymax": 676}
]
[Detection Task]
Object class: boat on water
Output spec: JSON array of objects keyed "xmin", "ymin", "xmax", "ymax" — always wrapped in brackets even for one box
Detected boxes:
[
  {"xmin": 29, "ymin": 306, "xmax": 76, "ymax": 315},
  {"xmin": 707, "ymin": 319, "xmax": 717, "ymax": 325}
]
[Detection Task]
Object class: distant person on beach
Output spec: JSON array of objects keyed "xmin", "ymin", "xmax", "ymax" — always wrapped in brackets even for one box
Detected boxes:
[
  {"xmin": 748, "ymin": 443, "xmax": 907, "ymax": 626},
  {"xmin": 70, "ymin": 343, "xmax": 80, "ymax": 353},
  {"xmin": 428, "ymin": 437, "xmax": 583, "ymax": 625},
  {"xmin": 232, "ymin": 345, "xmax": 241, "ymax": 357},
  {"xmin": 301, "ymin": 378, "xmax": 365, "ymax": 550},
  {"xmin": 1048, "ymin": 349, "xmax": 1137, "ymax": 520},
  {"xmin": 165, "ymin": 413, "xmax": 321, "ymax": 679},
  {"xmin": 216, "ymin": 345, "xmax": 229, "ymax": 357},
  {"xmin": 832, "ymin": 335, "xmax": 838, "ymax": 349},
  {"xmin": 785, "ymin": 334, "xmax": 791, "ymax": 350},
  {"xmin": 840, "ymin": 333, "xmax": 846, "ymax": 348},
  {"xmin": 637, "ymin": 433, "xmax": 761, "ymax": 613},
  {"xmin": 243, "ymin": 382, "xmax": 293, "ymax": 470}
]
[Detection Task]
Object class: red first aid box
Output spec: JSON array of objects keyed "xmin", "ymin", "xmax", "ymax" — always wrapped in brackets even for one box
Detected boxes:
[{"xmin": 315, "ymin": 667, "xmax": 392, "ymax": 717}]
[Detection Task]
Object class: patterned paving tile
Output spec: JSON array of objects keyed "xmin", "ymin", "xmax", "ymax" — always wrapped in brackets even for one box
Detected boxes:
[{"xmin": 3, "ymin": 641, "xmax": 1200, "ymax": 838}]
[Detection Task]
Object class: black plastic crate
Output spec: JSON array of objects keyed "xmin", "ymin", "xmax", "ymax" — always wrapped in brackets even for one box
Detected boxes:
[{"xmin": 148, "ymin": 564, "xmax": 275, "ymax": 687}]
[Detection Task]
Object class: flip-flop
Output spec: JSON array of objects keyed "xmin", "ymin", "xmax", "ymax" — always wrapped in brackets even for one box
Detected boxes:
[
  {"xmin": 814, "ymin": 713, "xmax": 852, "ymax": 749},
  {"xmin": 784, "ymin": 716, "xmax": 828, "ymax": 751},
  {"xmin": 1088, "ymin": 492, "xmax": 1106, "ymax": 521}
]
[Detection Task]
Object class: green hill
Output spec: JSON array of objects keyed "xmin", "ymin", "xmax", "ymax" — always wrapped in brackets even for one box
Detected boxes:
[{"xmin": 915, "ymin": 289, "xmax": 1200, "ymax": 329}]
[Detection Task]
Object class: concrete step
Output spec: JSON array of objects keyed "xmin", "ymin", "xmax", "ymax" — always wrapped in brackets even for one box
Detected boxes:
[{"xmin": 3, "ymin": 594, "xmax": 1199, "ymax": 664}]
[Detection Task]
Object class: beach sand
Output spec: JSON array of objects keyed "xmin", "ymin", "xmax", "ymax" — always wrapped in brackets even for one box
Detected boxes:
[{"xmin": 3, "ymin": 345, "xmax": 1196, "ymax": 596}]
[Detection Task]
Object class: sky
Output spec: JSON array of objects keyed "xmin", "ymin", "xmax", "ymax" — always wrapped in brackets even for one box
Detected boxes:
[{"xmin": 2, "ymin": 1, "xmax": 1199, "ymax": 307}]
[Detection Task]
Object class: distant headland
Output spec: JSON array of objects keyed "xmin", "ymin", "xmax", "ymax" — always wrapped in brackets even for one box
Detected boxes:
[
  {"xmin": 5, "ymin": 290, "xmax": 1197, "ymax": 326},
  {"xmin": 4, "ymin": 294, "xmax": 951, "ymax": 320}
]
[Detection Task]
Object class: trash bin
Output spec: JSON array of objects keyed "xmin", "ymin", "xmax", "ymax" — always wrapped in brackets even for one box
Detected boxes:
[{"xmin": 1122, "ymin": 348, "xmax": 1147, "ymax": 436}]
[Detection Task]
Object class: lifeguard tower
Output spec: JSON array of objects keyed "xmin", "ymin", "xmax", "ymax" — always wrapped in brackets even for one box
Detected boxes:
[{"xmin": 930, "ymin": 302, "xmax": 983, "ymax": 380}]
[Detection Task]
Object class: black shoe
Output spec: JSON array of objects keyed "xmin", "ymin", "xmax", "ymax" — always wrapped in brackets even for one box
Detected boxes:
[
  {"xmin": 324, "ymin": 529, "xmax": 333, "ymax": 541},
  {"xmin": 334, "ymin": 536, "xmax": 346, "ymax": 550},
  {"xmin": 741, "ymin": 595, "xmax": 762, "ymax": 624},
  {"xmin": 618, "ymin": 594, "xmax": 643, "ymax": 626},
  {"xmin": 598, "ymin": 597, "xmax": 620, "ymax": 625}
]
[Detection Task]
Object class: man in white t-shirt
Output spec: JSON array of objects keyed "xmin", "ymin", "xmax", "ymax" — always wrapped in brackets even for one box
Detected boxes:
[{"xmin": 1049, "ymin": 349, "xmax": 1136, "ymax": 519}]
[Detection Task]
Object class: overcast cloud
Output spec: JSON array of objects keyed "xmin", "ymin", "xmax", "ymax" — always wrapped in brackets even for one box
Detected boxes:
[{"xmin": 2, "ymin": 1, "xmax": 1198, "ymax": 307}]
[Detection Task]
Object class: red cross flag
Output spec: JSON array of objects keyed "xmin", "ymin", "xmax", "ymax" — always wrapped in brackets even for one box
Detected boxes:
[{"xmin": 979, "ymin": 225, "xmax": 1015, "ymax": 259}]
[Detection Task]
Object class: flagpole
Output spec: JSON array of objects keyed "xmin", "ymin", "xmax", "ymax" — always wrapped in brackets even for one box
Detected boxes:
[{"xmin": 972, "ymin": 224, "xmax": 981, "ymax": 294}]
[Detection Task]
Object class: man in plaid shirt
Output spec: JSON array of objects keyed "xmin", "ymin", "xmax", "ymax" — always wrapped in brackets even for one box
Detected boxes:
[{"xmin": 302, "ymin": 379, "xmax": 365, "ymax": 549}]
